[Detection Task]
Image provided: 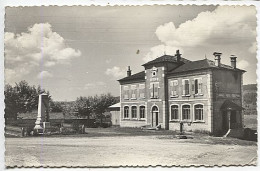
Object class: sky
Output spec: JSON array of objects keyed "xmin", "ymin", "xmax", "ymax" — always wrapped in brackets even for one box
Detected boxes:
[{"xmin": 4, "ymin": 5, "xmax": 257, "ymax": 101}]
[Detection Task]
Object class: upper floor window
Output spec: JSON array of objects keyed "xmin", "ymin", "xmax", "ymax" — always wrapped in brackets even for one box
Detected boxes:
[
  {"xmin": 150, "ymin": 82, "xmax": 159, "ymax": 99},
  {"xmin": 123, "ymin": 86, "xmax": 129, "ymax": 99},
  {"xmin": 182, "ymin": 104, "xmax": 191, "ymax": 120},
  {"xmin": 139, "ymin": 84, "xmax": 145, "ymax": 99},
  {"xmin": 170, "ymin": 80, "xmax": 179, "ymax": 97},
  {"xmin": 151, "ymin": 66, "xmax": 158, "ymax": 77},
  {"xmin": 182, "ymin": 79, "xmax": 190, "ymax": 95},
  {"xmin": 194, "ymin": 104, "xmax": 204, "ymax": 121},
  {"xmin": 131, "ymin": 85, "xmax": 137, "ymax": 99},
  {"xmin": 140, "ymin": 106, "xmax": 145, "ymax": 119},
  {"xmin": 192, "ymin": 78, "xmax": 203, "ymax": 95},
  {"xmin": 170, "ymin": 105, "xmax": 179, "ymax": 120},
  {"xmin": 124, "ymin": 106, "xmax": 129, "ymax": 118},
  {"xmin": 131, "ymin": 106, "xmax": 137, "ymax": 118}
]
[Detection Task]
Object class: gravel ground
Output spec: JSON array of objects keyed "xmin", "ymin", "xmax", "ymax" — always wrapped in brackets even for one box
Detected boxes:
[{"xmin": 5, "ymin": 134, "xmax": 257, "ymax": 167}]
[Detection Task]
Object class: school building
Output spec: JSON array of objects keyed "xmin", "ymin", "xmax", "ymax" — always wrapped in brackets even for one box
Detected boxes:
[{"xmin": 117, "ymin": 50, "xmax": 245, "ymax": 135}]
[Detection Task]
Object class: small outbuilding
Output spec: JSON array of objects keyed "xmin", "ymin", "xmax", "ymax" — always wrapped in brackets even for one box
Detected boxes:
[{"xmin": 108, "ymin": 103, "xmax": 120, "ymax": 126}]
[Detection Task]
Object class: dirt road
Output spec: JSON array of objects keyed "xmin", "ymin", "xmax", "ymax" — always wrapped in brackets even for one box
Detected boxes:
[{"xmin": 5, "ymin": 135, "xmax": 257, "ymax": 167}]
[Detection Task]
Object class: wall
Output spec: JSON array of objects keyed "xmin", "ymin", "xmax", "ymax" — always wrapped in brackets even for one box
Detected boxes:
[
  {"xmin": 167, "ymin": 70, "xmax": 213, "ymax": 132},
  {"xmin": 144, "ymin": 64, "xmax": 167, "ymax": 128},
  {"xmin": 110, "ymin": 110, "xmax": 120, "ymax": 126},
  {"xmin": 120, "ymin": 81, "xmax": 148, "ymax": 127},
  {"xmin": 212, "ymin": 69, "xmax": 243, "ymax": 134}
]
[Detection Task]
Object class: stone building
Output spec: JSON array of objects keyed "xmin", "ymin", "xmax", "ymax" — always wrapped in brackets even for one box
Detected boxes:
[{"xmin": 118, "ymin": 50, "xmax": 245, "ymax": 135}]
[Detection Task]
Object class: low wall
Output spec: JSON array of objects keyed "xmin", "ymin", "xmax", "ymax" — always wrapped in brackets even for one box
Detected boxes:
[
  {"xmin": 169, "ymin": 122, "xmax": 210, "ymax": 133},
  {"xmin": 6, "ymin": 119, "xmax": 96, "ymax": 128},
  {"xmin": 120, "ymin": 120, "xmax": 147, "ymax": 128}
]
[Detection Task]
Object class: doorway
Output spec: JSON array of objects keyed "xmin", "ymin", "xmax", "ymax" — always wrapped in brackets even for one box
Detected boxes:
[{"xmin": 152, "ymin": 106, "xmax": 159, "ymax": 127}]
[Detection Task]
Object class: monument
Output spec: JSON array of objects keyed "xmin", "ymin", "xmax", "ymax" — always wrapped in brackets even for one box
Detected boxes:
[{"xmin": 34, "ymin": 93, "xmax": 50, "ymax": 133}]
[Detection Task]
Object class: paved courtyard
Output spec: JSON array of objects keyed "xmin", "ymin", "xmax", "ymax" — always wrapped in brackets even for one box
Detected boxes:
[{"xmin": 5, "ymin": 128, "xmax": 257, "ymax": 167}]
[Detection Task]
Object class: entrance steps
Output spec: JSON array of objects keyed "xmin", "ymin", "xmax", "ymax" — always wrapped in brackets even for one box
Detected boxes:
[{"xmin": 141, "ymin": 124, "xmax": 161, "ymax": 130}]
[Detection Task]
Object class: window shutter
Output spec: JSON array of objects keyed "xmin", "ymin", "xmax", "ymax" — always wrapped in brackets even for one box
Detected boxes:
[
  {"xmin": 191, "ymin": 80, "xmax": 195, "ymax": 94},
  {"xmin": 199, "ymin": 78, "xmax": 202, "ymax": 94},
  {"xmin": 182, "ymin": 80, "xmax": 185, "ymax": 95},
  {"xmin": 154, "ymin": 84, "xmax": 159, "ymax": 98},
  {"xmin": 150, "ymin": 84, "xmax": 154, "ymax": 98}
]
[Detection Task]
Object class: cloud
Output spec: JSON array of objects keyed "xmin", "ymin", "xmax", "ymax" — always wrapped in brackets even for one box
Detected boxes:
[
  {"xmin": 249, "ymin": 42, "xmax": 257, "ymax": 54},
  {"xmin": 145, "ymin": 6, "xmax": 256, "ymax": 62},
  {"xmin": 5, "ymin": 23, "xmax": 81, "ymax": 84},
  {"xmin": 37, "ymin": 71, "xmax": 53, "ymax": 79},
  {"xmin": 237, "ymin": 60, "xmax": 249, "ymax": 69},
  {"xmin": 84, "ymin": 81, "xmax": 106, "ymax": 90},
  {"xmin": 143, "ymin": 45, "xmax": 182, "ymax": 62},
  {"xmin": 105, "ymin": 66, "xmax": 126, "ymax": 78}
]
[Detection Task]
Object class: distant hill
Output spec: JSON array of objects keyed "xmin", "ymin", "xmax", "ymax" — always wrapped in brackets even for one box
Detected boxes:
[{"xmin": 243, "ymin": 84, "xmax": 257, "ymax": 115}]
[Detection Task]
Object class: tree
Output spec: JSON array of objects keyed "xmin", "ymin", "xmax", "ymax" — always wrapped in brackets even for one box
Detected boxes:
[
  {"xmin": 49, "ymin": 101, "xmax": 63, "ymax": 113},
  {"xmin": 73, "ymin": 96, "xmax": 93, "ymax": 121},
  {"xmin": 73, "ymin": 93, "xmax": 119, "ymax": 125},
  {"xmin": 92, "ymin": 93, "xmax": 119, "ymax": 124},
  {"xmin": 4, "ymin": 80, "xmax": 50, "ymax": 120}
]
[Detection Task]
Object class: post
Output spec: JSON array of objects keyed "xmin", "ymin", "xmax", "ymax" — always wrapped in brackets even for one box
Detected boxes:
[
  {"xmin": 180, "ymin": 122, "xmax": 184, "ymax": 134},
  {"xmin": 34, "ymin": 93, "xmax": 50, "ymax": 133}
]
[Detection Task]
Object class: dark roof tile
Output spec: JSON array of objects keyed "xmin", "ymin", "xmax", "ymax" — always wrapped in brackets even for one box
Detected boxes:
[
  {"xmin": 170, "ymin": 59, "xmax": 245, "ymax": 73},
  {"xmin": 118, "ymin": 71, "xmax": 145, "ymax": 82},
  {"xmin": 142, "ymin": 55, "xmax": 191, "ymax": 66}
]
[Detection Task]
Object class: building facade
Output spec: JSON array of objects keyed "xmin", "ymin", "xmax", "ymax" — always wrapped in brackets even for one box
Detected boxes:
[{"xmin": 118, "ymin": 51, "xmax": 245, "ymax": 135}]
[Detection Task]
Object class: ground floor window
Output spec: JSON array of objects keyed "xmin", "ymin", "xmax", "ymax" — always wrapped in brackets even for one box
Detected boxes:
[
  {"xmin": 124, "ymin": 106, "xmax": 129, "ymax": 118},
  {"xmin": 194, "ymin": 104, "xmax": 203, "ymax": 121},
  {"xmin": 170, "ymin": 105, "xmax": 179, "ymax": 120},
  {"xmin": 140, "ymin": 106, "xmax": 145, "ymax": 119},
  {"xmin": 182, "ymin": 105, "xmax": 190, "ymax": 120},
  {"xmin": 131, "ymin": 106, "xmax": 137, "ymax": 118}
]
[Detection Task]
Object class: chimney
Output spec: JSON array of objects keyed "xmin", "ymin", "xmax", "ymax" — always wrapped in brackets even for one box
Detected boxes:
[
  {"xmin": 176, "ymin": 49, "xmax": 182, "ymax": 62},
  {"xmin": 230, "ymin": 55, "xmax": 237, "ymax": 69},
  {"xmin": 127, "ymin": 66, "xmax": 131, "ymax": 77},
  {"xmin": 213, "ymin": 52, "xmax": 222, "ymax": 67}
]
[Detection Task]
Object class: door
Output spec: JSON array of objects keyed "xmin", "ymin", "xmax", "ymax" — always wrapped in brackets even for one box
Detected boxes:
[
  {"xmin": 222, "ymin": 111, "xmax": 228, "ymax": 131},
  {"xmin": 152, "ymin": 106, "xmax": 159, "ymax": 127}
]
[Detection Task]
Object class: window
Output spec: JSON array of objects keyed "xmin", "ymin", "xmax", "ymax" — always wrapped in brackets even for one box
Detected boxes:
[
  {"xmin": 139, "ymin": 84, "xmax": 145, "ymax": 99},
  {"xmin": 182, "ymin": 80, "xmax": 190, "ymax": 95},
  {"xmin": 124, "ymin": 106, "xmax": 129, "ymax": 118},
  {"xmin": 131, "ymin": 106, "xmax": 137, "ymax": 118},
  {"xmin": 194, "ymin": 104, "xmax": 203, "ymax": 121},
  {"xmin": 140, "ymin": 106, "xmax": 145, "ymax": 119},
  {"xmin": 193, "ymin": 78, "xmax": 203, "ymax": 95},
  {"xmin": 170, "ymin": 105, "xmax": 179, "ymax": 120},
  {"xmin": 150, "ymin": 82, "xmax": 159, "ymax": 99},
  {"xmin": 131, "ymin": 85, "xmax": 137, "ymax": 99},
  {"xmin": 123, "ymin": 86, "xmax": 129, "ymax": 99},
  {"xmin": 170, "ymin": 80, "xmax": 178, "ymax": 97},
  {"xmin": 182, "ymin": 105, "xmax": 191, "ymax": 120}
]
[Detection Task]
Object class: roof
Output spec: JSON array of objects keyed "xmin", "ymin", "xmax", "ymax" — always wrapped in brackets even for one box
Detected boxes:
[
  {"xmin": 142, "ymin": 55, "xmax": 191, "ymax": 66},
  {"xmin": 108, "ymin": 102, "xmax": 121, "ymax": 108},
  {"xmin": 220, "ymin": 100, "xmax": 244, "ymax": 111},
  {"xmin": 118, "ymin": 71, "xmax": 145, "ymax": 82},
  {"xmin": 169, "ymin": 59, "xmax": 245, "ymax": 74}
]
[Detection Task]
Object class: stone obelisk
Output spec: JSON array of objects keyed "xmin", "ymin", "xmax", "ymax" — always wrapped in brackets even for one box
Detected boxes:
[{"xmin": 34, "ymin": 93, "xmax": 49, "ymax": 132}]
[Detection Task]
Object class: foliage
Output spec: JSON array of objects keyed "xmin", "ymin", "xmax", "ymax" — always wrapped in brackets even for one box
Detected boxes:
[
  {"xmin": 73, "ymin": 93, "xmax": 119, "ymax": 123},
  {"xmin": 4, "ymin": 80, "xmax": 50, "ymax": 119},
  {"xmin": 49, "ymin": 101, "xmax": 63, "ymax": 113}
]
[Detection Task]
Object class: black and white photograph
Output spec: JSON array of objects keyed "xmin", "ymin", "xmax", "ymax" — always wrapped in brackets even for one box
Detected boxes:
[{"xmin": 2, "ymin": 2, "xmax": 258, "ymax": 168}]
